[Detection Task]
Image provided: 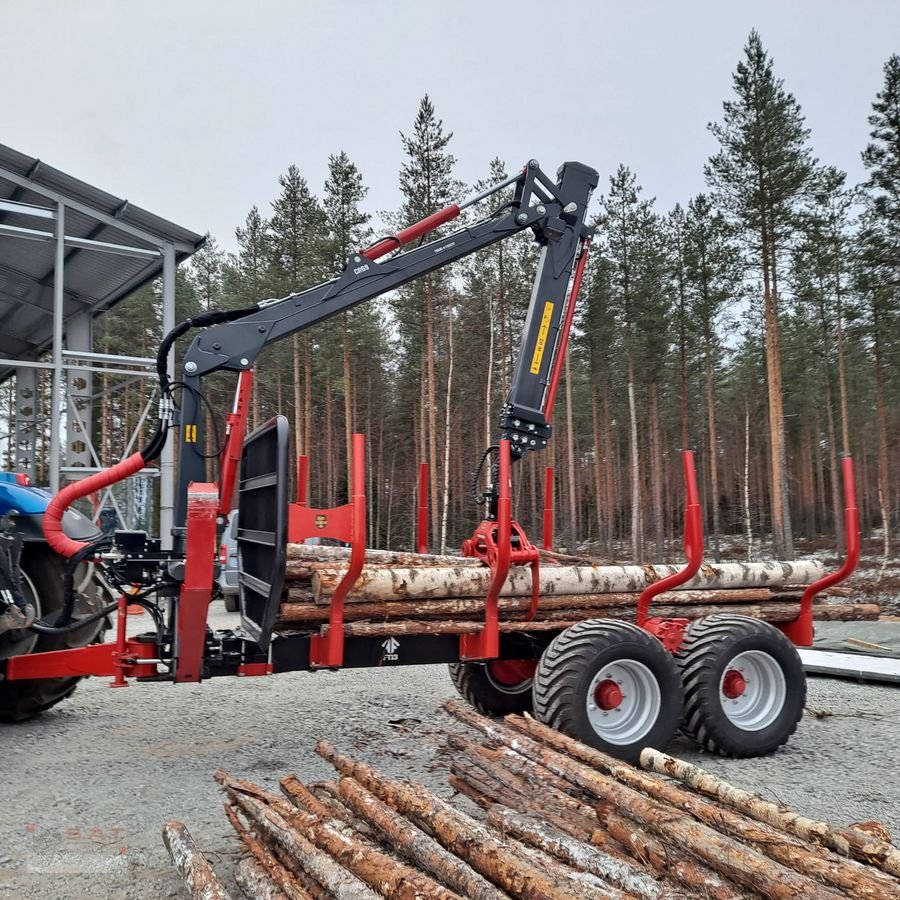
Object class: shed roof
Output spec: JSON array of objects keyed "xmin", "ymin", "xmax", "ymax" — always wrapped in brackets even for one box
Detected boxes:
[{"xmin": 0, "ymin": 142, "xmax": 205, "ymax": 374}]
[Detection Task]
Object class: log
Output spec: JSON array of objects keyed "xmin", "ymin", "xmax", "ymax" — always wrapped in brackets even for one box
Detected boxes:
[
  {"xmin": 311, "ymin": 560, "xmax": 828, "ymax": 602},
  {"xmin": 316, "ymin": 740, "xmax": 613, "ymax": 900},
  {"xmin": 487, "ymin": 805, "xmax": 686, "ymax": 900},
  {"xmin": 640, "ymin": 749, "xmax": 900, "ymax": 879},
  {"xmin": 305, "ymin": 781, "xmax": 380, "ymax": 840},
  {"xmin": 161, "ymin": 820, "xmax": 233, "ymax": 900},
  {"xmin": 277, "ymin": 588, "xmax": 789, "ymax": 622},
  {"xmin": 442, "ymin": 702, "xmax": 844, "ymax": 899},
  {"xmin": 446, "ymin": 735, "xmax": 607, "ymax": 839},
  {"xmin": 450, "ymin": 758, "xmax": 603, "ymax": 842},
  {"xmin": 223, "ymin": 788, "xmax": 380, "ymax": 900},
  {"xmin": 287, "ymin": 544, "xmax": 480, "ymax": 566},
  {"xmin": 507, "ymin": 715, "xmax": 900, "ymax": 900},
  {"xmin": 604, "ymin": 812, "xmax": 748, "ymax": 900},
  {"xmin": 224, "ymin": 803, "xmax": 313, "ymax": 900},
  {"xmin": 234, "ymin": 858, "xmax": 290, "ymax": 900},
  {"xmin": 336, "ymin": 776, "xmax": 509, "ymax": 900},
  {"xmin": 279, "ymin": 775, "xmax": 337, "ymax": 821},
  {"xmin": 271, "ymin": 796, "xmax": 463, "ymax": 900}
]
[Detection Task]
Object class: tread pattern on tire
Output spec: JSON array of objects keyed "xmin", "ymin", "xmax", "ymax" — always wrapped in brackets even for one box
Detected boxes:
[
  {"xmin": 448, "ymin": 661, "xmax": 533, "ymax": 716},
  {"xmin": 532, "ymin": 619, "xmax": 683, "ymax": 762},
  {"xmin": 0, "ymin": 547, "xmax": 108, "ymax": 723},
  {"xmin": 677, "ymin": 613, "xmax": 805, "ymax": 758}
]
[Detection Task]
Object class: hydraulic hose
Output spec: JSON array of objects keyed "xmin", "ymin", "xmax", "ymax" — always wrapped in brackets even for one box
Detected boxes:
[{"xmin": 41, "ymin": 302, "xmax": 262, "ymax": 560}]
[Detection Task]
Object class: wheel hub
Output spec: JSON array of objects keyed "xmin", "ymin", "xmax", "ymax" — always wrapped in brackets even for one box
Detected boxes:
[
  {"xmin": 585, "ymin": 659, "xmax": 662, "ymax": 746},
  {"xmin": 718, "ymin": 650, "xmax": 787, "ymax": 731},
  {"xmin": 594, "ymin": 679, "xmax": 624, "ymax": 710},
  {"xmin": 722, "ymin": 669, "xmax": 747, "ymax": 699}
]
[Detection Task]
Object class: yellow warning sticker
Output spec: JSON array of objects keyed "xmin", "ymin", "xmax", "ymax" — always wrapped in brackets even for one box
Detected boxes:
[
  {"xmin": 185, "ymin": 424, "xmax": 197, "ymax": 443},
  {"xmin": 529, "ymin": 301, "xmax": 555, "ymax": 374}
]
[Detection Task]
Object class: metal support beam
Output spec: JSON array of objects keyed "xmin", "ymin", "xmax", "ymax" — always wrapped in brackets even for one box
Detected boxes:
[
  {"xmin": 65, "ymin": 311, "xmax": 92, "ymax": 471},
  {"xmin": 0, "ymin": 222, "xmax": 161, "ymax": 259},
  {"xmin": 49, "ymin": 203, "xmax": 65, "ymax": 493},
  {"xmin": 13, "ymin": 367, "xmax": 37, "ymax": 479},
  {"xmin": 160, "ymin": 242, "xmax": 176, "ymax": 549}
]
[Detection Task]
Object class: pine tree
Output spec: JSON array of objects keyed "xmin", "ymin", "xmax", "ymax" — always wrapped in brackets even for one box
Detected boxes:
[
  {"xmin": 323, "ymin": 151, "xmax": 372, "ymax": 479},
  {"xmin": 396, "ymin": 96, "xmax": 462, "ymax": 545},
  {"xmin": 684, "ymin": 193, "xmax": 741, "ymax": 561},
  {"xmin": 706, "ymin": 29, "xmax": 816, "ymax": 558}
]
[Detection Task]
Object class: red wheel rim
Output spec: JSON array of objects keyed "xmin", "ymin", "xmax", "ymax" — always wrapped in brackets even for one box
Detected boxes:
[{"xmin": 486, "ymin": 659, "xmax": 536, "ymax": 686}]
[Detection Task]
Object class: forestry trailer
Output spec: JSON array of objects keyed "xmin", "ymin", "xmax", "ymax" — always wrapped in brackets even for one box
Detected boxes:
[{"xmin": 0, "ymin": 160, "xmax": 859, "ymax": 763}]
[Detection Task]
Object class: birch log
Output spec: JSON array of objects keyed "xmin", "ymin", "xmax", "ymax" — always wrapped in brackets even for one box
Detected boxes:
[
  {"xmin": 162, "ymin": 821, "xmax": 233, "ymax": 900},
  {"xmin": 640, "ymin": 749, "xmax": 900, "ymax": 879},
  {"xmin": 311, "ymin": 560, "xmax": 828, "ymax": 602}
]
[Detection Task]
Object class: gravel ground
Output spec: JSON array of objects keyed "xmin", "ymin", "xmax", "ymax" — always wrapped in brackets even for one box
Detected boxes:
[{"xmin": 1, "ymin": 610, "xmax": 899, "ymax": 899}]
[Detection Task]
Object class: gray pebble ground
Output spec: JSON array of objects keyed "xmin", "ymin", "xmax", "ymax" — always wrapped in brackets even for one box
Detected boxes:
[{"xmin": 1, "ymin": 611, "xmax": 899, "ymax": 899}]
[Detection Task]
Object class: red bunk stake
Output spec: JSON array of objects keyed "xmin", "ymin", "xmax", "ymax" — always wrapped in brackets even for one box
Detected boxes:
[
  {"xmin": 542, "ymin": 466, "xmax": 554, "ymax": 551},
  {"xmin": 303, "ymin": 434, "xmax": 367, "ymax": 668},
  {"xmin": 416, "ymin": 462, "xmax": 429, "ymax": 554},
  {"xmin": 781, "ymin": 456, "xmax": 860, "ymax": 647},
  {"xmin": 637, "ymin": 450, "xmax": 704, "ymax": 650}
]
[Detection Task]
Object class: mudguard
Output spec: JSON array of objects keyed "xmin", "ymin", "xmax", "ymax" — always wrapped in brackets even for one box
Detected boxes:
[{"xmin": 0, "ymin": 476, "xmax": 101, "ymax": 544}]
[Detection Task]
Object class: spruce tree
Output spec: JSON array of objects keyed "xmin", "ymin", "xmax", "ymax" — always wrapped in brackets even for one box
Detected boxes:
[{"xmin": 706, "ymin": 29, "xmax": 816, "ymax": 558}]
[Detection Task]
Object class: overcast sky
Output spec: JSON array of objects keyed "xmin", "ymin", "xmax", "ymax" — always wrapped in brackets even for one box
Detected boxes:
[{"xmin": 5, "ymin": 1, "xmax": 898, "ymax": 253}]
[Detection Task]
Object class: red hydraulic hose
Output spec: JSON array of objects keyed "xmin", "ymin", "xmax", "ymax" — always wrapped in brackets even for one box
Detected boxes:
[{"xmin": 42, "ymin": 452, "xmax": 146, "ymax": 558}]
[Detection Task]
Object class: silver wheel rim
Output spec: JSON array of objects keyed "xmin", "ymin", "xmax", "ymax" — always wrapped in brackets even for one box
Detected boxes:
[
  {"xmin": 719, "ymin": 650, "xmax": 787, "ymax": 731},
  {"xmin": 586, "ymin": 659, "xmax": 661, "ymax": 746}
]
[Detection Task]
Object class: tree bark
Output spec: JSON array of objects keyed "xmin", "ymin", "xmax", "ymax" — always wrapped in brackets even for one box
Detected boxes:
[
  {"xmin": 336, "ymin": 777, "xmax": 506, "ymax": 900},
  {"xmin": 640, "ymin": 750, "xmax": 900, "ymax": 880},
  {"xmin": 316, "ymin": 741, "xmax": 597, "ymax": 900},
  {"xmin": 161, "ymin": 820, "xmax": 233, "ymax": 900},
  {"xmin": 310, "ymin": 560, "xmax": 827, "ymax": 602},
  {"xmin": 442, "ymin": 704, "xmax": 842, "ymax": 900},
  {"xmin": 234, "ymin": 858, "xmax": 292, "ymax": 900}
]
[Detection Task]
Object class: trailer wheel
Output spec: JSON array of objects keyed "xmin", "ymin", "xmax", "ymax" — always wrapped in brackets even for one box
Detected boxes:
[
  {"xmin": 532, "ymin": 620, "xmax": 683, "ymax": 763},
  {"xmin": 223, "ymin": 593, "xmax": 240, "ymax": 613},
  {"xmin": 676, "ymin": 614, "xmax": 805, "ymax": 758},
  {"xmin": 0, "ymin": 547, "xmax": 109, "ymax": 723},
  {"xmin": 448, "ymin": 660, "xmax": 535, "ymax": 716}
]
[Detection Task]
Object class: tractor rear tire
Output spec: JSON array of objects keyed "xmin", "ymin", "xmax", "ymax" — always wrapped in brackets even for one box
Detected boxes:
[
  {"xmin": 0, "ymin": 546, "xmax": 109, "ymax": 723},
  {"xmin": 448, "ymin": 660, "xmax": 535, "ymax": 716},
  {"xmin": 676, "ymin": 614, "xmax": 805, "ymax": 758},
  {"xmin": 532, "ymin": 620, "xmax": 683, "ymax": 763}
]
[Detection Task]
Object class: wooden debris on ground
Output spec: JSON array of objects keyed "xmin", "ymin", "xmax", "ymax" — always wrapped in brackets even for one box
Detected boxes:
[
  {"xmin": 165, "ymin": 704, "xmax": 900, "ymax": 899},
  {"xmin": 275, "ymin": 545, "xmax": 878, "ymax": 637}
]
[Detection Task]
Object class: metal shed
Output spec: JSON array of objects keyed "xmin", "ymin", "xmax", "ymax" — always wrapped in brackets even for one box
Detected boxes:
[{"xmin": 0, "ymin": 142, "xmax": 205, "ymax": 545}]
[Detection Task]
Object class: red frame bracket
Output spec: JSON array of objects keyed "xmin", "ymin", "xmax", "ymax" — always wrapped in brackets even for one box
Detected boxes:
[
  {"xmin": 416, "ymin": 462, "xmax": 429, "ymax": 554},
  {"xmin": 460, "ymin": 440, "xmax": 541, "ymax": 660},
  {"xmin": 302, "ymin": 434, "xmax": 367, "ymax": 668},
  {"xmin": 174, "ymin": 482, "xmax": 219, "ymax": 683},
  {"xmin": 5, "ymin": 637, "xmax": 158, "ymax": 682},
  {"xmin": 780, "ymin": 456, "xmax": 860, "ymax": 647}
]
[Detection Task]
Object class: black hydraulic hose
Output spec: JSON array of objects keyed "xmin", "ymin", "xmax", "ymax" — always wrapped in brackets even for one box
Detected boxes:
[
  {"xmin": 29, "ymin": 599, "xmax": 119, "ymax": 635},
  {"xmin": 471, "ymin": 445, "xmax": 498, "ymax": 506}
]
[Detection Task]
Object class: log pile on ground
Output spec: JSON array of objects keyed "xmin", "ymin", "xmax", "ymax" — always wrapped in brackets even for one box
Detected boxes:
[
  {"xmin": 275, "ymin": 545, "xmax": 878, "ymax": 637},
  {"xmin": 164, "ymin": 703, "xmax": 900, "ymax": 898}
]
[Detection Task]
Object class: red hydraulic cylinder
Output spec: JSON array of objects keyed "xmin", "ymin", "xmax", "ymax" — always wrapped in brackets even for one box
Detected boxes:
[
  {"xmin": 542, "ymin": 466, "xmax": 554, "ymax": 551},
  {"xmin": 362, "ymin": 205, "xmax": 461, "ymax": 261},
  {"xmin": 416, "ymin": 463, "xmax": 429, "ymax": 554}
]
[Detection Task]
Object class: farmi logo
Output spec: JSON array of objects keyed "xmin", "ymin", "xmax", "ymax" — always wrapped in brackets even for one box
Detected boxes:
[{"xmin": 382, "ymin": 637, "xmax": 400, "ymax": 660}]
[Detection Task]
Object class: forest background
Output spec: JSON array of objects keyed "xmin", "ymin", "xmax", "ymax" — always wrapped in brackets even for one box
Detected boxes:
[{"xmin": 12, "ymin": 32, "xmax": 900, "ymax": 565}]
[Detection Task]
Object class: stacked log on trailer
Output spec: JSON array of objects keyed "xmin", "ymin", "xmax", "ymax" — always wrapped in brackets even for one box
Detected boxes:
[
  {"xmin": 163, "ymin": 704, "xmax": 900, "ymax": 898},
  {"xmin": 275, "ymin": 545, "xmax": 878, "ymax": 636}
]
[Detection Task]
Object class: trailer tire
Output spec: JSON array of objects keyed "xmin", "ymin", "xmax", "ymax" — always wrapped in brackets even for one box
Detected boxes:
[
  {"xmin": 448, "ymin": 660, "xmax": 535, "ymax": 716},
  {"xmin": 676, "ymin": 614, "xmax": 805, "ymax": 758},
  {"xmin": 532, "ymin": 620, "xmax": 683, "ymax": 764},
  {"xmin": 0, "ymin": 547, "xmax": 109, "ymax": 723},
  {"xmin": 223, "ymin": 593, "xmax": 240, "ymax": 613}
]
